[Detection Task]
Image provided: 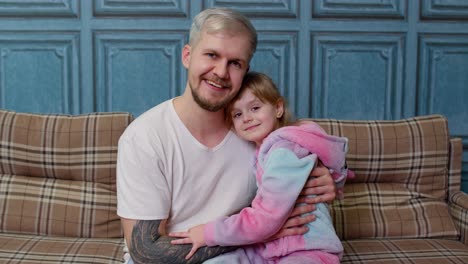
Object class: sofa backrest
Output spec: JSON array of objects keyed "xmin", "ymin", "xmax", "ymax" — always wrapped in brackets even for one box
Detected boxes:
[
  {"xmin": 0, "ymin": 110, "xmax": 133, "ymax": 238},
  {"xmin": 312, "ymin": 115, "xmax": 459, "ymax": 240}
]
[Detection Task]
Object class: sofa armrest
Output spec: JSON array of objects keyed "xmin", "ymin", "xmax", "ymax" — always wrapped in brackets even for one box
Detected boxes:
[{"xmin": 449, "ymin": 191, "xmax": 468, "ymax": 245}]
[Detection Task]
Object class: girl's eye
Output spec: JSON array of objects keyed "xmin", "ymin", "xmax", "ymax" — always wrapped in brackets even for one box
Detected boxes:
[
  {"xmin": 233, "ymin": 112, "xmax": 241, "ymax": 119},
  {"xmin": 252, "ymin": 106, "xmax": 260, "ymax": 112}
]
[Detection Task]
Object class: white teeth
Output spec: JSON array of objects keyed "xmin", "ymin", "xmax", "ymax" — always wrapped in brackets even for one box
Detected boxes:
[{"xmin": 207, "ymin": 80, "xmax": 222, "ymax": 88}]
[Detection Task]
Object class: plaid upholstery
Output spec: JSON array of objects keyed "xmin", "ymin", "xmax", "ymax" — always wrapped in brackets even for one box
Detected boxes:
[
  {"xmin": 314, "ymin": 115, "xmax": 449, "ymax": 197},
  {"xmin": 447, "ymin": 138, "xmax": 467, "ymax": 244},
  {"xmin": 312, "ymin": 115, "xmax": 459, "ymax": 240},
  {"xmin": 448, "ymin": 138, "xmax": 463, "ymax": 198},
  {"xmin": 0, "ymin": 110, "xmax": 132, "ymax": 183},
  {"xmin": 0, "ymin": 110, "xmax": 133, "ymax": 238},
  {"xmin": 342, "ymin": 238, "xmax": 468, "ymax": 263},
  {"xmin": 450, "ymin": 191, "xmax": 468, "ymax": 245},
  {"xmin": 0, "ymin": 174, "xmax": 121, "ymax": 238},
  {"xmin": 0, "ymin": 233, "xmax": 124, "ymax": 263}
]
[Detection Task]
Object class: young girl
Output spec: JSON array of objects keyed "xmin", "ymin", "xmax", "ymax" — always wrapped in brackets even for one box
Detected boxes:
[{"xmin": 170, "ymin": 72, "xmax": 350, "ymax": 264}]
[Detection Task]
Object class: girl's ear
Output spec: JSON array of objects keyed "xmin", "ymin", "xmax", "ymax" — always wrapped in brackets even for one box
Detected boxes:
[
  {"xmin": 182, "ymin": 44, "xmax": 191, "ymax": 69},
  {"xmin": 276, "ymin": 99, "xmax": 284, "ymax": 118}
]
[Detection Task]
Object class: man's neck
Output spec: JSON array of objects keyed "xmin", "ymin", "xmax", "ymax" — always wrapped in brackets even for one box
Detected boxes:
[{"xmin": 173, "ymin": 94, "xmax": 230, "ymax": 148}]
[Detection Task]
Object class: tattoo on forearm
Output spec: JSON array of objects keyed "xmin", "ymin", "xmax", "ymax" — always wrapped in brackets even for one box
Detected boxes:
[{"xmin": 130, "ymin": 220, "xmax": 237, "ymax": 264}]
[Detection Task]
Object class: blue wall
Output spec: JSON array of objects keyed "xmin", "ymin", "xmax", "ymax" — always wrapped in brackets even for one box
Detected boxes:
[{"xmin": 0, "ymin": 0, "xmax": 467, "ymax": 190}]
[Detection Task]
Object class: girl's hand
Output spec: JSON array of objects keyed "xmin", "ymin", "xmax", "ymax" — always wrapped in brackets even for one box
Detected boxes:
[{"xmin": 169, "ymin": 224, "xmax": 207, "ymax": 260}]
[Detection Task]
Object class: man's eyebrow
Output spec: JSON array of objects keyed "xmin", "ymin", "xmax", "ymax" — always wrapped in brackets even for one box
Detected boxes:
[
  {"xmin": 232, "ymin": 57, "xmax": 248, "ymax": 64},
  {"xmin": 201, "ymin": 48, "xmax": 248, "ymax": 63},
  {"xmin": 202, "ymin": 48, "xmax": 217, "ymax": 54}
]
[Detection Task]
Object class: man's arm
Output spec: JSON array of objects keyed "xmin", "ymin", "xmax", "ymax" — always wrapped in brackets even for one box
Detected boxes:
[{"xmin": 122, "ymin": 218, "xmax": 236, "ymax": 264}]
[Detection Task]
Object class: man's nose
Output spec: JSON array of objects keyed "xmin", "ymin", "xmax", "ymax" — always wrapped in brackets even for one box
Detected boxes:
[{"xmin": 213, "ymin": 60, "xmax": 228, "ymax": 79}]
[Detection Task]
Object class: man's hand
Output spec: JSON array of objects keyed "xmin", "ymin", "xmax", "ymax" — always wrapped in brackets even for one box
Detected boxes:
[
  {"xmin": 169, "ymin": 224, "xmax": 207, "ymax": 260},
  {"xmin": 268, "ymin": 162, "xmax": 336, "ymax": 241},
  {"xmin": 299, "ymin": 163, "xmax": 337, "ymax": 204}
]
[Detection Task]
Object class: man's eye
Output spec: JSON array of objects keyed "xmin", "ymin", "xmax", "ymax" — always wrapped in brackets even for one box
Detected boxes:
[
  {"xmin": 228, "ymin": 60, "xmax": 241, "ymax": 68},
  {"xmin": 207, "ymin": 53, "xmax": 216, "ymax": 58}
]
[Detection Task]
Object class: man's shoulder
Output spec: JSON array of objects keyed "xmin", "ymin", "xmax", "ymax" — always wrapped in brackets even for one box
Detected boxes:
[{"xmin": 121, "ymin": 100, "xmax": 173, "ymax": 140}]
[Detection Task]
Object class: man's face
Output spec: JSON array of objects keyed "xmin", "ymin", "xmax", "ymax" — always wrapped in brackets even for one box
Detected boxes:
[{"xmin": 182, "ymin": 31, "xmax": 251, "ymax": 112}]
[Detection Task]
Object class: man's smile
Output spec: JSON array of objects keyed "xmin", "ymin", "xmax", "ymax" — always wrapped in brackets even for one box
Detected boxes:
[{"xmin": 206, "ymin": 80, "xmax": 222, "ymax": 88}]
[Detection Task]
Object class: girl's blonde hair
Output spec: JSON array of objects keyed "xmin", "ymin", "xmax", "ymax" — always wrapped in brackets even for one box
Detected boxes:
[{"xmin": 226, "ymin": 71, "xmax": 292, "ymax": 128}]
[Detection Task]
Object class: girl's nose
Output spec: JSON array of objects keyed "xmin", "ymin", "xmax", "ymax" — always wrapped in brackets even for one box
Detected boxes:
[{"xmin": 243, "ymin": 113, "xmax": 252, "ymax": 123}]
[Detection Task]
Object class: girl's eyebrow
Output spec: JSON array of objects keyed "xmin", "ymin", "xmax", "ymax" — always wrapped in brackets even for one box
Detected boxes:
[{"xmin": 231, "ymin": 97, "xmax": 262, "ymax": 112}]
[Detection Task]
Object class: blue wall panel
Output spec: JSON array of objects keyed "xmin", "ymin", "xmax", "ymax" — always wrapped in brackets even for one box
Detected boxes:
[
  {"xmin": 250, "ymin": 32, "xmax": 297, "ymax": 114},
  {"xmin": 312, "ymin": 0, "xmax": 406, "ymax": 19},
  {"xmin": 421, "ymin": 0, "xmax": 468, "ymax": 20},
  {"xmin": 94, "ymin": 0, "xmax": 189, "ymax": 17},
  {"xmin": 0, "ymin": 0, "xmax": 78, "ymax": 17},
  {"xmin": 418, "ymin": 35, "xmax": 468, "ymax": 137},
  {"xmin": 312, "ymin": 34, "xmax": 404, "ymax": 119},
  {"xmin": 0, "ymin": 0, "xmax": 467, "ymax": 191},
  {"xmin": 94, "ymin": 31, "xmax": 186, "ymax": 116},
  {"xmin": 203, "ymin": 0, "xmax": 299, "ymax": 18},
  {"xmin": 0, "ymin": 33, "xmax": 79, "ymax": 114}
]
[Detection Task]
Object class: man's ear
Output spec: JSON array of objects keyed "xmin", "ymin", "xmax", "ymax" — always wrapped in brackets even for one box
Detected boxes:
[
  {"xmin": 276, "ymin": 99, "xmax": 284, "ymax": 118},
  {"xmin": 182, "ymin": 44, "xmax": 191, "ymax": 69}
]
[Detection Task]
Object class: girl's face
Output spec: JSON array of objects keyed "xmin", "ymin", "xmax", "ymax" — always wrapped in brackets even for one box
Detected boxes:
[{"xmin": 231, "ymin": 89, "xmax": 283, "ymax": 146}]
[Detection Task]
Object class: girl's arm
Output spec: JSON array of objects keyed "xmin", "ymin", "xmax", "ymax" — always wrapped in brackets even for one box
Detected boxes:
[{"xmin": 171, "ymin": 147, "xmax": 317, "ymax": 257}]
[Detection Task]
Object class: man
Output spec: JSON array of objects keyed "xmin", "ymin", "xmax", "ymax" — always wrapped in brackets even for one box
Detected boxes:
[{"xmin": 117, "ymin": 7, "xmax": 337, "ymax": 264}]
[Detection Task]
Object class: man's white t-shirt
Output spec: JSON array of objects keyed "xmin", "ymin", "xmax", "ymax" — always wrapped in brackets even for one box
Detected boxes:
[{"xmin": 117, "ymin": 99, "xmax": 257, "ymax": 232}]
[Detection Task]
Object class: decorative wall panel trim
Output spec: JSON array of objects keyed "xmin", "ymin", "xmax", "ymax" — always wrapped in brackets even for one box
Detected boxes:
[
  {"xmin": 250, "ymin": 32, "xmax": 297, "ymax": 113},
  {"xmin": 94, "ymin": 31, "xmax": 187, "ymax": 115},
  {"xmin": 418, "ymin": 35, "xmax": 468, "ymax": 134},
  {"xmin": 93, "ymin": 0, "xmax": 189, "ymax": 17},
  {"xmin": 312, "ymin": 0, "xmax": 406, "ymax": 19},
  {"xmin": 203, "ymin": 0, "xmax": 298, "ymax": 18},
  {"xmin": 421, "ymin": 0, "xmax": 468, "ymax": 20},
  {"xmin": 0, "ymin": 32, "xmax": 79, "ymax": 114},
  {"xmin": 312, "ymin": 33, "xmax": 404, "ymax": 119},
  {"xmin": 0, "ymin": 0, "xmax": 78, "ymax": 17}
]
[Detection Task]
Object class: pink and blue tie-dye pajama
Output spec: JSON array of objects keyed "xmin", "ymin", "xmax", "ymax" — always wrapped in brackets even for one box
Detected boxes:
[{"xmin": 203, "ymin": 122, "xmax": 351, "ymax": 264}]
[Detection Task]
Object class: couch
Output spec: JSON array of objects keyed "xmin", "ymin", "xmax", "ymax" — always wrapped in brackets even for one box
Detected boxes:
[
  {"xmin": 0, "ymin": 110, "xmax": 467, "ymax": 263},
  {"xmin": 0, "ymin": 110, "xmax": 132, "ymax": 263},
  {"xmin": 314, "ymin": 115, "xmax": 468, "ymax": 263}
]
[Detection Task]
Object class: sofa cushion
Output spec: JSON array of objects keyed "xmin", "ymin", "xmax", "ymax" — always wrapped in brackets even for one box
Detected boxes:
[
  {"xmin": 314, "ymin": 115, "xmax": 449, "ymax": 198},
  {"xmin": 312, "ymin": 115, "xmax": 458, "ymax": 240},
  {"xmin": 0, "ymin": 110, "xmax": 133, "ymax": 183},
  {"xmin": 0, "ymin": 233, "xmax": 124, "ymax": 263},
  {"xmin": 0, "ymin": 110, "xmax": 133, "ymax": 238},
  {"xmin": 0, "ymin": 174, "xmax": 121, "ymax": 238},
  {"xmin": 333, "ymin": 183, "xmax": 457, "ymax": 240},
  {"xmin": 341, "ymin": 238, "xmax": 468, "ymax": 263}
]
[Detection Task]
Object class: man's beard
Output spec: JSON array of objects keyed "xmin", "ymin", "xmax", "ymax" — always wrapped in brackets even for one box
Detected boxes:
[{"xmin": 190, "ymin": 83, "xmax": 234, "ymax": 112}]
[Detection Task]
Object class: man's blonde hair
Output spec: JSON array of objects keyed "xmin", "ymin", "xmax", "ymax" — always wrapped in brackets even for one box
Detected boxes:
[{"xmin": 189, "ymin": 8, "xmax": 257, "ymax": 59}]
